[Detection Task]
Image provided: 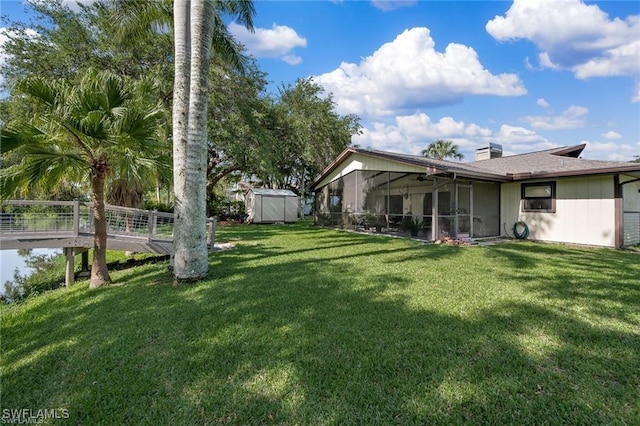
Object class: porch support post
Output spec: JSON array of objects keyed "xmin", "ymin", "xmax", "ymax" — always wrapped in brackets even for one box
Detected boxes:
[
  {"xmin": 432, "ymin": 183, "xmax": 438, "ymax": 241},
  {"xmin": 64, "ymin": 247, "xmax": 75, "ymax": 287},
  {"xmin": 614, "ymin": 174, "xmax": 623, "ymax": 248}
]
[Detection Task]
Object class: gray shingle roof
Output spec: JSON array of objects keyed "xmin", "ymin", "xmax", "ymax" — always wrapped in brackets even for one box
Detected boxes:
[
  {"xmin": 311, "ymin": 145, "xmax": 640, "ymax": 190},
  {"xmin": 469, "ymin": 145, "xmax": 640, "ymax": 179}
]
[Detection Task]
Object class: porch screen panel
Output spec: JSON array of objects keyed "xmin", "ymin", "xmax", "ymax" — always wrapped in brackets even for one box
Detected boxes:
[
  {"xmin": 360, "ymin": 171, "xmax": 388, "ymax": 215},
  {"xmin": 329, "ymin": 179, "xmax": 343, "ymax": 227},
  {"xmin": 342, "ymin": 172, "xmax": 357, "ymax": 213},
  {"xmin": 472, "ymin": 182, "xmax": 500, "ymax": 237},
  {"xmin": 457, "ymin": 185, "xmax": 471, "ymax": 237},
  {"xmin": 438, "ymin": 189, "xmax": 455, "ymax": 238},
  {"xmin": 315, "ymin": 186, "xmax": 329, "ymax": 225},
  {"xmin": 422, "ymin": 192, "xmax": 433, "ymax": 239}
]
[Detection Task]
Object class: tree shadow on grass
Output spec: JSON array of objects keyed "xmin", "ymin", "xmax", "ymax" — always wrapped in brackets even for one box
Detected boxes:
[
  {"xmin": 2, "ymin": 228, "xmax": 639, "ymax": 424},
  {"xmin": 488, "ymin": 242, "xmax": 640, "ymax": 326}
]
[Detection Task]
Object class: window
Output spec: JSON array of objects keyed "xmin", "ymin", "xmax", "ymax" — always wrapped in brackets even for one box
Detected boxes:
[
  {"xmin": 521, "ymin": 182, "xmax": 556, "ymax": 212},
  {"xmin": 386, "ymin": 195, "xmax": 403, "ymax": 215}
]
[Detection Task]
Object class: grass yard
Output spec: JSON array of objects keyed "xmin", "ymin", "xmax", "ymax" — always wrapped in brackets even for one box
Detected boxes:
[{"xmin": 2, "ymin": 222, "xmax": 639, "ymax": 424}]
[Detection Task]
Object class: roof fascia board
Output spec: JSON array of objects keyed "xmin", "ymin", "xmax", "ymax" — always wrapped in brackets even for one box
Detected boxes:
[{"xmin": 507, "ymin": 165, "xmax": 640, "ymax": 181}]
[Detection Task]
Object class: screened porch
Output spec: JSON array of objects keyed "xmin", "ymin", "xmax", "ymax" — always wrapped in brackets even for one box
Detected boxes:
[{"xmin": 313, "ymin": 170, "xmax": 501, "ymax": 240}]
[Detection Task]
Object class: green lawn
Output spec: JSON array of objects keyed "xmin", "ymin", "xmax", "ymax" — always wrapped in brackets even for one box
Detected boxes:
[{"xmin": 2, "ymin": 223, "xmax": 639, "ymax": 424}]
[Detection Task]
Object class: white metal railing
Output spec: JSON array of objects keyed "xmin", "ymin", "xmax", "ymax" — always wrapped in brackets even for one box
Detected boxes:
[{"xmin": 0, "ymin": 200, "xmax": 216, "ymax": 247}]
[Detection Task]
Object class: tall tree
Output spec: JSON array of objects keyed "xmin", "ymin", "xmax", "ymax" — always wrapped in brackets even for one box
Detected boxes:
[
  {"xmin": 422, "ymin": 140, "xmax": 465, "ymax": 161},
  {"xmin": 1, "ymin": 0, "xmax": 175, "ymax": 205},
  {"xmin": 0, "ymin": 70, "xmax": 165, "ymax": 288},
  {"xmin": 256, "ymin": 78, "xmax": 361, "ymax": 193},
  {"xmin": 171, "ymin": 0, "xmax": 255, "ymax": 282}
]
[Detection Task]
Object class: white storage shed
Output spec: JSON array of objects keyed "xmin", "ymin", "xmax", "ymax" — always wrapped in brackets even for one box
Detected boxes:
[{"xmin": 245, "ymin": 188, "xmax": 299, "ymax": 223}]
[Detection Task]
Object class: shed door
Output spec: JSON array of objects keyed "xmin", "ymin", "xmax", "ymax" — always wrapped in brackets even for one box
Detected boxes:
[
  {"xmin": 261, "ymin": 196, "xmax": 285, "ymax": 222},
  {"xmin": 285, "ymin": 196, "xmax": 298, "ymax": 222}
]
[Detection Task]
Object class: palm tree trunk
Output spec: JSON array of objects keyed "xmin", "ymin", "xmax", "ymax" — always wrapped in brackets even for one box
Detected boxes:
[
  {"xmin": 172, "ymin": 0, "xmax": 214, "ymax": 281},
  {"xmin": 90, "ymin": 172, "xmax": 111, "ymax": 288},
  {"xmin": 172, "ymin": 0, "xmax": 196, "ymax": 281}
]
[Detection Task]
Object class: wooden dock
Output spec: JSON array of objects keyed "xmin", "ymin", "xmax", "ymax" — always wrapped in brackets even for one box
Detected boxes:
[{"xmin": 0, "ymin": 200, "xmax": 216, "ymax": 285}]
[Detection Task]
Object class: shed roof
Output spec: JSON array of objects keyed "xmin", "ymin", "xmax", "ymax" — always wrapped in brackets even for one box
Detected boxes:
[{"xmin": 249, "ymin": 188, "xmax": 298, "ymax": 197}]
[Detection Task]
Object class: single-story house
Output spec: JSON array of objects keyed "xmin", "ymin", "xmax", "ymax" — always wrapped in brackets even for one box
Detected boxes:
[{"xmin": 309, "ymin": 144, "xmax": 640, "ymax": 248}]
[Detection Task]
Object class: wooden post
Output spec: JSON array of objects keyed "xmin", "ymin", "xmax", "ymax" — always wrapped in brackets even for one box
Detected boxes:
[
  {"xmin": 64, "ymin": 247, "xmax": 75, "ymax": 287},
  {"xmin": 207, "ymin": 217, "xmax": 216, "ymax": 251},
  {"xmin": 73, "ymin": 199, "xmax": 80, "ymax": 236},
  {"xmin": 148, "ymin": 210, "xmax": 157, "ymax": 242}
]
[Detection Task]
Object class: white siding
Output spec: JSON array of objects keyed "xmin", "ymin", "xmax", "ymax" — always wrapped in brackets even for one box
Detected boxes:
[
  {"xmin": 285, "ymin": 196, "xmax": 298, "ymax": 222},
  {"xmin": 501, "ymin": 175, "xmax": 616, "ymax": 247}
]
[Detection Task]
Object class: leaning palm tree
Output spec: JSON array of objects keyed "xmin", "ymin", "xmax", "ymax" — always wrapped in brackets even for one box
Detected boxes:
[
  {"xmin": 0, "ymin": 69, "xmax": 165, "ymax": 288},
  {"xmin": 422, "ymin": 140, "xmax": 465, "ymax": 161}
]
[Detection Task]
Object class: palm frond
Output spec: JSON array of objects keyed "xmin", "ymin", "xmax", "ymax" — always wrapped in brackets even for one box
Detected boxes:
[
  {"xmin": 107, "ymin": 0, "xmax": 173, "ymax": 45},
  {"xmin": 17, "ymin": 77, "xmax": 59, "ymax": 107},
  {"xmin": 210, "ymin": 19, "xmax": 251, "ymax": 73},
  {"xmin": 217, "ymin": 0, "xmax": 255, "ymax": 31},
  {"xmin": 0, "ymin": 122, "xmax": 46, "ymax": 154},
  {"xmin": 79, "ymin": 110, "xmax": 108, "ymax": 140}
]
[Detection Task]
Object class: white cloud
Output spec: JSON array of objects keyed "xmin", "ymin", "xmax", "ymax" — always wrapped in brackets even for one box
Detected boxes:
[
  {"xmin": 281, "ymin": 55, "xmax": 302, "ymax": 65},
  {"xmin": 495, "ymin": 124, "xmax": 553, "ymax": 147},
  {"xmin": 583, "ymin": 140, "xmax": 637, "ymax": 161},
  {"xmin": 536, "ymin": 98, "xmax": 550, "ymax": 108},
  {"xmin": 486, "ymin": 0, "xmax": 640, "ymax": 79},
  {"xmin": 314, "ymin": 27, "xmax": 526, "ymax": 117},
  {"xmin": 601, "ymin": 131, "xmax": 622, "ymax": 140},
  {"xmin": 371, "ymin": 1, "xmax": 418, "ymax": 12},
  {"xmin": 633, "ymin": 81, "xmax": 640, "ymax": 103},
  {"xmin": 573, "ymin": 40, "xmax": 640, "ymax": 79},
  {"xmin": 62, "ymin": 0, "xmax": 96, "ymax": 12},
  {"xmin": 351, "ymin": 112, "xmax": 557, "ymax": 159},
  {"xmin": 229, "ymin": 22, "xmax": 307, "ymax": 65},
  {"xmin": 353, "ymin": 116, "xmax": 562, "ymax": 160},
  {"xmin": 522, "ymin": 105, "xmax": 589, "ymax": 130}
]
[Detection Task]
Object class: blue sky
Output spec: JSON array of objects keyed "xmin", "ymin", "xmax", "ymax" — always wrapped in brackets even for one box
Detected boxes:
[
  {"xmin": 1, "ymin": 0, "xmax": 639, "ymax": 162},
  {"xmin": 230, "ymin": 0, "xmax": 640, "ymax": 162}
]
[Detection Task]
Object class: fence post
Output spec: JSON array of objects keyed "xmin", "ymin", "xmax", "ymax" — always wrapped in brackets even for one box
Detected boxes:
[
  {"xmin": 73, "ymin": 199, "xmax": 80, "ymax": 236},
  {"xmin": 207, "ymin": 217, "xmax": 216, "ymax": 251},
  {"xmin": 148, "ymin": 209, "xmax": 157, "ymax": 242}
]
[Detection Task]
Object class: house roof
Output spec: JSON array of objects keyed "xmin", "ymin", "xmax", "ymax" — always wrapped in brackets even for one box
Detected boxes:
[
  {"xmin": 310, "ymin": 144, "xmax": 640, "ymax": 190},
  {"xmin": 471, "ymin": 144, "xmax": 640, "ymax": 179}
]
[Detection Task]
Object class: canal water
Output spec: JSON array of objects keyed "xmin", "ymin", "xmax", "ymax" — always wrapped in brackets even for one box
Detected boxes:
[{"xmin": 0, "ymin": 249, "xmax": 61, "ymax": 292}]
